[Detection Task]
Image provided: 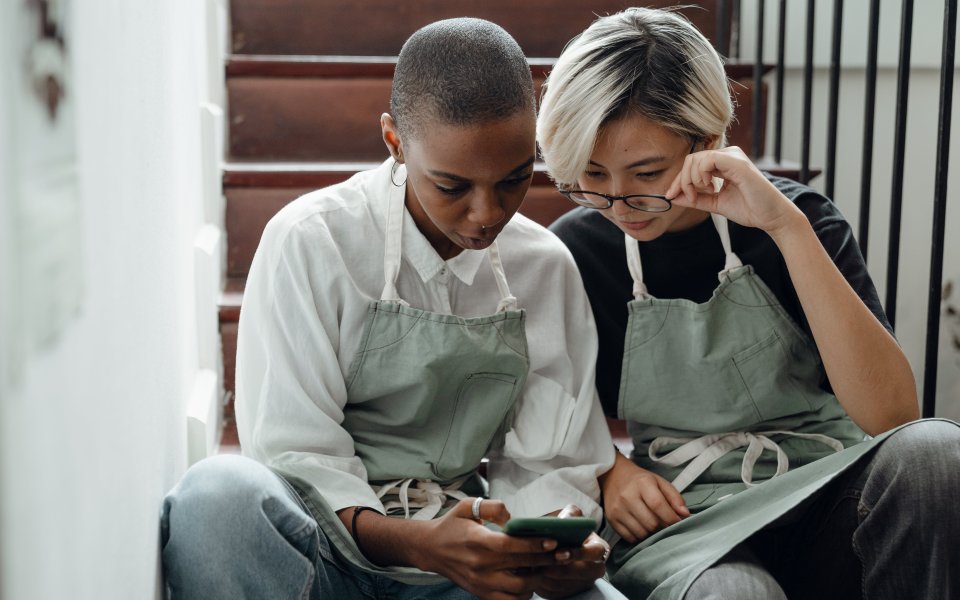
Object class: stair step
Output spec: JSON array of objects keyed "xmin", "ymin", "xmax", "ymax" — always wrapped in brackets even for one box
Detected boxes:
[
  {"xmin": 230, "ymin": 0, "xmax": 732, "ymax": 58},
  {"xmin": 227, "ymin": 72, "xmax": 767, "ymax": 162}
]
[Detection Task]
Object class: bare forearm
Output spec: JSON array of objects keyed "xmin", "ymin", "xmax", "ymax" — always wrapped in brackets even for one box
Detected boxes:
[
  {"xmin": 337, "ymin": 507, "xmax": 430, "ymax": 568},
  {"xmin": 768, "ymin": 211, "xmax": 918, "ymax": 434}
]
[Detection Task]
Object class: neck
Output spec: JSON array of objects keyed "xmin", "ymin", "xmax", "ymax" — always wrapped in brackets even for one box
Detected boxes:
[
  {"xmin": 665, "ymin": 208, "xmax": 711, "ymax": 233},
  {"xmin": 404, "ymin": 189, "xmax": 463, "ymax": 260}
]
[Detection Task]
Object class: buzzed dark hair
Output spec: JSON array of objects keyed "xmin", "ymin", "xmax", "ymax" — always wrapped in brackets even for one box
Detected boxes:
[{"xmin": 391, "ymin": 18, "xmax": 535, "ymax": 139}]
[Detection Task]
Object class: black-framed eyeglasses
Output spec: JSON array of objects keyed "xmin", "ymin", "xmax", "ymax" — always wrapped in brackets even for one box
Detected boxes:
[
  {"xmin": 558, "ymin": 139, "xmax": 700, "ymax": 213},
  {"xmin": 558, "ymin": 189, "xmax": 673, "ymax": 212}
]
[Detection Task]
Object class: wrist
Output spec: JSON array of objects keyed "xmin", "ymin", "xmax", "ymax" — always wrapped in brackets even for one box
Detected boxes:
[
  {"xmin": 350, "ymin": 506, "xmax": 382, "ymax": 562},
  {"xmin": 349, "ymin": 509, "xmax": 429, "ymax": 569},
  {"xmin": 406, "ymin": 518, "xmax": 440, "ymax": 572},
  {"xmin": 765, "ymin": 205, "xmax": 810, "ymax": 246},
  {"xmin": 599, "ymin": 450, "xmax": 631, "ymax": 489}
]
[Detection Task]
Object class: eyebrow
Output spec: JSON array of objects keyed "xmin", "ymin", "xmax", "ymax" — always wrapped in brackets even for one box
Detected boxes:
[
  {"xmin": 589, "ymin": 156, "xmax": 668, "ymax": 170},
  {"xmin": 428, "ymin": 156, "xmax": 536, "ymax": 182}
]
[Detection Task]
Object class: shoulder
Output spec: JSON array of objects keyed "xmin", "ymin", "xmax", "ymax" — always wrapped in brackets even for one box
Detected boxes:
[
  {"xmin": 497, "ymin": 213, "xmax": 584, "ymax": 277},
  {"xmin": 549, "ymin": 207, "xmax": 623, "ymax": 267},
  {"xmin": 264, "ymin": 168, "xmax": 381, "ymax": 250},
  {"xmin": 253, "ymin": 167, "xmax": 385, "ymax": 278},
  {"xmin": 501, "ymin": 212, "xmax": 569, "ymax": 254},
  {"xmin": 549, "ymin": 206, "xmax": 612, "ymax": 242},
  {"xmin": 765, "ymin": 173, "xmax": 848, "ymax": 229}
]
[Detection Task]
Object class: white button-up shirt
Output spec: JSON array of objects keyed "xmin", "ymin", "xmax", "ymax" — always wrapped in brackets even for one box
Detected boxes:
[{"xmin": 236, "ymin": 160, "xmax": 614, "ymax": 521}]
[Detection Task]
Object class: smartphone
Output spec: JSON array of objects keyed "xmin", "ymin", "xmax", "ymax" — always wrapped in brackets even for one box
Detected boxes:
[{"xmin": 503, "ymin": 516, "xmax": 597, "ymax": 548}]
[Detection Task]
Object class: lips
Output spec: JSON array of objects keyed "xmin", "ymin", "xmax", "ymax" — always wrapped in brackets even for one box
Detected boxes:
[
  {"xmin": 619, "ymin": 219, "xmax": 654, "ymax": 231},
  {"xmin": 459, "ymin": 233, "xmax": 496, "ymax": 251}
]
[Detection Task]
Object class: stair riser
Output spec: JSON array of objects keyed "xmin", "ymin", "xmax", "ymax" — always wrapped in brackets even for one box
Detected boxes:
[
  {"xmin": 221, "ymin": 321, "xmax": 237, "ymax": 398},
  {"xmin": 230, "ymin": 0, "xmax": 729, "ymax": 57},
  {"xmin": 228, "ymin": 77, "xmax": 764, "ymax": 162}
]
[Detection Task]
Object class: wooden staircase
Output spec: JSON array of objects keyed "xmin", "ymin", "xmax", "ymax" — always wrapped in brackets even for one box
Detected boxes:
[{"xmin": 219, "ymin": 0, "xmax": 807, "ymax": 451}]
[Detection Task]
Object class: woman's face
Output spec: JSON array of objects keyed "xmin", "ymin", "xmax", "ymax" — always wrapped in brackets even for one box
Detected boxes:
[
  {"xmin": 385, "ymin": 112, "xmax": 536, "ymax": 260},
  {"xmin": 581, "ymin": 113, "xmax": 710, "ymax": 241}
]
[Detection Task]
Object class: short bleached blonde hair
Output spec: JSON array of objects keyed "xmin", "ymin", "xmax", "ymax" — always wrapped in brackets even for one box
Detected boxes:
[{"xmin": 537, "ymin": 7, "xmax": 733, "ymax": 188}]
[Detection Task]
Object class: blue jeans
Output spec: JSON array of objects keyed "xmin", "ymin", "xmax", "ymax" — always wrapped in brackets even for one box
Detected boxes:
[
  {"xmin": 685, "ymin": 419, "xmax": 960, "ymax": 599},
  {"xmin": 161, "ymin": 454, "xmax": 625, "ymax": 600}
]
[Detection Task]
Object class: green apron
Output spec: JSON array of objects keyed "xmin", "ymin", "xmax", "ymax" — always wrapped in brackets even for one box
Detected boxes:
[
  {"xmin": 278, "ymin": 179, "xmax": 530, "ymax": 584},
  {"xmin": 609, "ymin": 214, "xmax": 893, "ymax": 599}
]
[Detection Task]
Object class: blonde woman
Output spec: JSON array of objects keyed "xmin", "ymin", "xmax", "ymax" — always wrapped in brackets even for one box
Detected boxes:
[{"xmin": 538, "ymin": 7, "xmax": 960, "ymax": 599}]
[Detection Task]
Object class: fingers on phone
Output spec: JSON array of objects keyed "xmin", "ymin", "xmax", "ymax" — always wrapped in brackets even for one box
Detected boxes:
[{"xmin": 491, "ymin": 533, "xmax": 558, "ymax": 555}]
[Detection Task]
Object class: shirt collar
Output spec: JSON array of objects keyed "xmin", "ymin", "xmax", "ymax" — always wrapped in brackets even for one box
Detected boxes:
[{"xmin": 377, "ymin": 159, "xmax": 487, "ymax": 286}]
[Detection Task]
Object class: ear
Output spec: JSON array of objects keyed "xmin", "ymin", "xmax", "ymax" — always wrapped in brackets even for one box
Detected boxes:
[
  {"xmin": 703, "ymin": 134, "xmax": 722, "ymax": 150},
  {"xmin": 381, "ymin": 113, "xmax": 404, "ymax": 163}
]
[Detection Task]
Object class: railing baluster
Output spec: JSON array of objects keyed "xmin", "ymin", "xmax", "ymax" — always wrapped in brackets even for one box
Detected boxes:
[
  {"xmin": 885, "ymin": 0, "xmax": 915, "ymax": 330},
  {"xmin": 733, "ymin": 0, "xmax": 742, "ymax": 60},
  {"xmin": 800, "ymin": 0, "xmax": 815, "ymax": 183},
  {"xmin": 774, "ymin": 0, "xmax": 786, "ymax": 163},
  {"xmin": 717, "ymin": 0, "xmax": 730, "ymax": 57},
  {"xmin": 923, "ymin": 0, "xmax": 957, "ymax": 419},
  {"xmin": 752, "ymin": 0, "xmax": 765, "ymax": 158},
  {"xmin": 858, "ymin": 0, "xmax": 881, "ymax": 259},
  {"xmin": 825, "ymin": 0, "xmax": 844, "ymax": 198}
]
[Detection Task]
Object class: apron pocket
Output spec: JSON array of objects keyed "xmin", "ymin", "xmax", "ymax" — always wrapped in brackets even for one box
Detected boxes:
[
  {"xmin": 680, "ymin": 486, "xmax": 717, "ymax": 510},
  {"xmin": 431, "ymin": 372, "xmax": 519, "ymax": 482},
  {"xmin": 733, "ymin": 331, "xmax": 815, "ymax": 421}
]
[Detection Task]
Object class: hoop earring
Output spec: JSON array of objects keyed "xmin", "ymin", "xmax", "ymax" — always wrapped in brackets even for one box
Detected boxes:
[{"xmin": 390, "ymin": 161, "xmax": 407, "ymax": 187}]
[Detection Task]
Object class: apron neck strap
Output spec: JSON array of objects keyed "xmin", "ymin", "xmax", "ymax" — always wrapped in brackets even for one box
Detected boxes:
[
  {"xmin": 381, "ymin": 168, "xmax": 518, "ymax": 312},
  {"xmin": 710, "ymin": 213, "xmax": 744, "ymax": 280},
  {"xmin": 625, "ymin": 232, "xmax": 652, "ymax": 300},
  {"xmin": 623, "ymin": 211, "xmax": 745, "ymax": 299},
  {"xmin": 381, "ymin": 168, "xmax": 408, "ymax": 305},
  {"xmin": 487, "ymin": 240, "xmax": 518, "ymax": 312}
]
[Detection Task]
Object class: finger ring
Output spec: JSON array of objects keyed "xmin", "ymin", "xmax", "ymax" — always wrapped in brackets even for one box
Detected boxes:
[{"xmin": 472, "ymin": 497, "xmax": 484, "ymax": 520}]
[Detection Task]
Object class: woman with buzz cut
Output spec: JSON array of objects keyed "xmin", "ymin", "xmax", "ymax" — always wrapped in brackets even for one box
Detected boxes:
[
  {"xmin": 161, "ymin": 17, "xmax": 626, "ymax": 600},
  {"xmin": 538, "ymin": 6, "xmax": 960, "ymax": 600}
]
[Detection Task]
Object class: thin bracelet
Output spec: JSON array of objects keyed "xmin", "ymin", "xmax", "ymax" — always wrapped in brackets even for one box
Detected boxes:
[{"xmin": 351, "ymin": 506, "xmax": 381, "ymax": 558}]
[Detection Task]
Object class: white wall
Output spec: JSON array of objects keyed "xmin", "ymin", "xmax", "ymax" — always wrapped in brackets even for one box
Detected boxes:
[
  {"xmin": 739, "ymin": 1, "xmax": 960, "ymax": 418},
  {"xmin": 0, "ymin": 1, "xmax": 222, "ymax": 598}
]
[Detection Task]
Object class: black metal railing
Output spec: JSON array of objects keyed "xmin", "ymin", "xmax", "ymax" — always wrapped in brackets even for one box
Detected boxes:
[
  {"xmin": 924, "ymin": 0, "xmax": 957, "ymax": 418},
  {"xmin": 824, "ymin": 0, "xmax": 843, "ymax": 199},
  {"xmin": 743, "ymin": 0, "xmax": 957, "ymax": 417},
  {"xmin": 885, "ymin": 0, "xmax": 915, "ymax": 329}
]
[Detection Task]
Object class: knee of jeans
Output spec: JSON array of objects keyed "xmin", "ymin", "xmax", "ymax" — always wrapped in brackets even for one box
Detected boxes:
[
  {"xmin": 871, "ymin": 420, "xmax": 960, "ymax": 500},
  {"xmin": 164, "ymin": 455, "xmax": 292, "ymax": 544}
]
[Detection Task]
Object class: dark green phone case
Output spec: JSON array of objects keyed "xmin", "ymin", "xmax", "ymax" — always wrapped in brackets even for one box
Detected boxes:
[{"xmin": 503, "ymin": 516, "xmax": 597, "ymax": 547}]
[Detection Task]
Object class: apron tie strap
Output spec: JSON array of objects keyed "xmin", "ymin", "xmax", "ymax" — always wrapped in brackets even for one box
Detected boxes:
[
  {"xmin": 649, "ymin": 430, "xmax": 845, "ymax": 493},
  {"xmin": 372, "ymin": 477, "xmax": 469, "ymax": 520}
]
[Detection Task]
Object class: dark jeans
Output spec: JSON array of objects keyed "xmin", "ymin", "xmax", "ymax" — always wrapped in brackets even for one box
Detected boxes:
[{"xmin": 685, "ymin": 419, "xmax": 960, "ymax": 600}]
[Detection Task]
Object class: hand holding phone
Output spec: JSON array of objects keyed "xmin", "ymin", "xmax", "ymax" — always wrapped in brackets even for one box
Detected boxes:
[{"xmin": 502, "ymin": 516, "xmax": 598, "ymax": 548}]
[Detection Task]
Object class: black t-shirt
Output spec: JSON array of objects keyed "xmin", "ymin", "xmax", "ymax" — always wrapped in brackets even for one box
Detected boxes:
[{"xmin": 550, "ymin": 175, "xmax": 891, "ymax": 417}]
